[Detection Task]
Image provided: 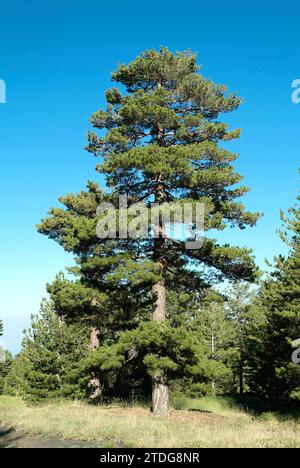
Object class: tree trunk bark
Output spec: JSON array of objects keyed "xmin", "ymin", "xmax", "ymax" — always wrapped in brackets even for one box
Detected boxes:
[
  {"xmin": 211, "ymin": 327, "xmax": 216, "ymax": 394},
  {"xmin": 152, "ymin": 280, "xmax": 166, "ymax": 323},
  {"xmin": 90, "ymin": 326, "xmax": 100, "ymax": 350},
  {"xmin": 89, "ymin": 325, "xmax": 102, "ymax": 401},
  {"xmin": 151, "ymin": 178, "xmax": 170, "ymax": 416},
  {"xmin": 152, "ymin": 371, "xmax": 169, "ymax": 415},
  {"xmin": 239, "ymin": 360, "xmax": 244, "ymax": 397},
  {"xmin": 151, "ymin": 278, "xmax": 169, "ymax": 415}
]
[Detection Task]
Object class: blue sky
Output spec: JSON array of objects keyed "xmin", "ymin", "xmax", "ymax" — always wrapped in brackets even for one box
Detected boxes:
[{"xmin": 0, "ymin": 0, "xmax": 299, "ymax": 353}]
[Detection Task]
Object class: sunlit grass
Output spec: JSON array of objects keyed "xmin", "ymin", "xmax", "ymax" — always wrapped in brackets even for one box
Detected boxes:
[
  {"xmin": 0, "ymin": 396, "xmax": 299, "ymax": 448},
  {"xmin": 185, "ymin": 396, "xmax": 248, "ymax": 417}
]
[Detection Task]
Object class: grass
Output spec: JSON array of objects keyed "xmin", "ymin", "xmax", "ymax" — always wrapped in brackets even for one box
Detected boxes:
[
  {"xmin": 0, "ymin": 395, "xmax": 300, "ymax": 448},
  {"xmin": 171, "ymin": 394, "xmax": 247, "ymax": 416}
]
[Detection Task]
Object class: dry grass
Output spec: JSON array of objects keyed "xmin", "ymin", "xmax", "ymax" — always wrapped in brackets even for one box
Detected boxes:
[{"xmin": 0, "ymin": 396, "xmax": 300, "ymax": 448}]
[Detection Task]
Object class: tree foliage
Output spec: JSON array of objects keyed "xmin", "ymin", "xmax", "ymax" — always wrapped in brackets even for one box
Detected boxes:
[
  {"xmin": 5, "ymin": 300, "xmax": 90, "ymax": 403},
  {"xmin": 36, "ymin": 49, "xmax": 260, "ymax": 411},
  {"xmin": 247, "ymin": 184, "xmax": 300, "ymax": 404}
]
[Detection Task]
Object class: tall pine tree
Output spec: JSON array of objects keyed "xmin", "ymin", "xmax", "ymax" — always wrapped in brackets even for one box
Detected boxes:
[
  {"xmin": 247, "ymin": 178, "xmax": 300, "ymax": 405},
  {"xmin": 39, "ymin": 48, "xmax": 260, "ymax": 414}
]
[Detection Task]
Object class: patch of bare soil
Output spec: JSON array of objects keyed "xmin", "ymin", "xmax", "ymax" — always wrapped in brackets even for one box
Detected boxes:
[{"xmin": 0, "ymin": 426, "xmax": 102, "ymax": 448}]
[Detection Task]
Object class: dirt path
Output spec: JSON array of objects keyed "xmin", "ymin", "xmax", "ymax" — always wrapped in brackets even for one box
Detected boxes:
[{"xmin": 0, "ymin": 426, "xmax": 102, "ymax": 448}]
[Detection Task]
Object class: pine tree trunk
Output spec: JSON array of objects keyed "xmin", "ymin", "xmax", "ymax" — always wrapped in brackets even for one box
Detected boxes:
[
  {"xmin": 152, "ymin": 370, "xmax": 169, "ymax": 415},
  {"xmin": 90, "ymin": 326, "xmax": 100, "ymax": 350},
  {"xmin": 89, "ymin": 324, "xmax": 102, "ymax": 401},
  {"xmin": 151, "ymin": 278, "xmax": 169, "ymax": 415},
  {"xmin": 239, "ymin": 360, "xmax": 244, "ymax": 396},
  {"xmin": 211, "ymin": 328, "xmax": 216, "ymax": 394},
  {"xmin": 152, "ymin": 280, "xmax": 166, "ymax": 323},
  {"xmin": 151, "ymin": 177, "xmax": 170, "ymax": 415}
]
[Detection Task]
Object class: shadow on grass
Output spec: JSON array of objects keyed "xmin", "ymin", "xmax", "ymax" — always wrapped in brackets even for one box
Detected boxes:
[
  {"xmin": 220, "ymin": 394, "xmax": 300, "ymax": 419},
  {"xmin": 188, "ymin": 408, "xmax": 213, "ymax": 414}
]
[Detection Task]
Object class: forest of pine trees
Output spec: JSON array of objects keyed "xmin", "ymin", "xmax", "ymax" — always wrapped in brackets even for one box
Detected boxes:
[{"xmin": 1, "ymin": 49, "xmax": 300, "ymax": 415}]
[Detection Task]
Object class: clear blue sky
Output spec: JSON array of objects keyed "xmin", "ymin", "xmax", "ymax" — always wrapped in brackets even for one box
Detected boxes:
[{"xmin": 0, "ymin": 0, "xmax": 299, "ymax": 353}]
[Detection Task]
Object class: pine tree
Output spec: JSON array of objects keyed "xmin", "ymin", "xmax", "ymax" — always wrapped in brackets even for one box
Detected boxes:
[
  {"xmin": 18, "ymin": 299, "xmax": 89, "ymax": 402},
  {"xmin": 0, "ymin": 319, "xmax": 6, "ymax": 377},
  {"xmin": 38, "ymin": 48, "xmax": 260, "ymax": 414},
  {"xmin": 192, "ymin": 291, "xmax": 236, "ymax": 394},
  {"xmin": 0, "ymin": 320, "xmax": 14, "ymax": 395},
  {"xmin": 225, "ymin": 282, "xmax": 258, "ymax": 395},
  {"xmin": 247, "ymin": 183, "xmax": 300, "ymax": 405},
  {"xmin": 3, "ymin": 353, "xmax": 27, "ymax": 397},
  {"xmin": 0, "ymin": 351, "xmax": 14, "ymax": 394}
]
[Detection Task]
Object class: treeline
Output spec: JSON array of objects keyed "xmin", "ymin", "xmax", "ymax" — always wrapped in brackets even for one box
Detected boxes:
[
  {"xmin": 2, "ymin": 221, "xmax": 300, "ymax": 408},
  {"xmin": 1, "ymin": 48, "xmax": 300, "ymax": 413},
  {"xmin": 1, "ymin": 284, "xmax": 256, "ymax": 402}
]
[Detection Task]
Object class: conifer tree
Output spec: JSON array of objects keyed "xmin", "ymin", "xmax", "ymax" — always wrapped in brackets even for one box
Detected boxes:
[
  {"xmin": 0, "ymin": 351, "xmax": 13, "ymax": 394},
  {"xmin": 225, "ymin": 282, "xmax": 257, "ymax": 395},
  {"xmin": 39, "ymin": 48, "xmax": 260, "ymax": 414},
  {"xmin": 3, "ymin": 353, "xmax": 27, "ymax": 397},
  {"xmin": 38, "ymin": 185, "xmax": 158, "ymax": 399},
  {"xmin": 0, "ymin": 320, "xmax": 14, "ymax": 395},
  {"xmin": 192, "ymin": 291, "xmax": 236, "ymax": 394},
  {"xmin": 17, "ymin": 299, "xmax": 89, "ymax": 402},
  {"xmin": 247, "ymin": 182, "xmax": 300, "ymax": 404},
  {"xmin": 0, "ymin": 319, "xmax": 6, "ymax": 374}
]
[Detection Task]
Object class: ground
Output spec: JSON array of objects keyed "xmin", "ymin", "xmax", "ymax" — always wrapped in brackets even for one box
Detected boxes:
[
  {"xmin": 0, "ymin": 396, "xmax": 300, "ymax": 448},
  {"xmin": 0, "ymin": 426, "xmax": 102, "ymax": 448}
]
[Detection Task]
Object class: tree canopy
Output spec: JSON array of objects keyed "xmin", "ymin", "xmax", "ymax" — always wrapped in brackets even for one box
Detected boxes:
[{"xmin": 37, "ymin": 48, "xmax": 261, "ymax": 414}]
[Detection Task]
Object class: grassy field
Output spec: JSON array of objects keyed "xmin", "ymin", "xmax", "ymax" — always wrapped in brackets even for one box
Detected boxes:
[{"xmin": 0, "ymin": 395, "xmax": 300, "ymax": 448}]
